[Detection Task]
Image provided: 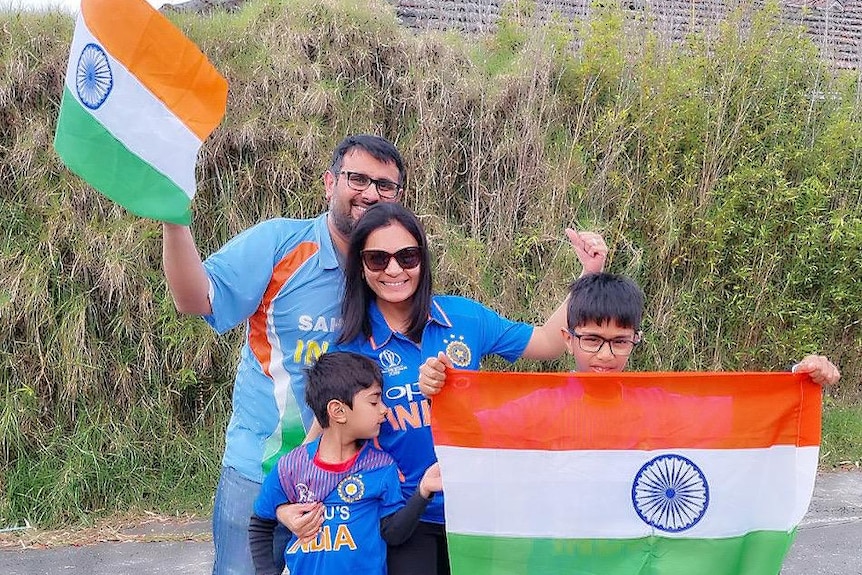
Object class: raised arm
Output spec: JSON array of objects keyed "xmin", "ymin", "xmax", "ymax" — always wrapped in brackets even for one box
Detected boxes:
[
  {"xmin": 521, "ymin": 229, "xmax": 608, "ymax": 360},
  {"xmin": 568, "ymin": 228, "xmax": 607, "ymax": 277},
  {"xmin": 162, "ymin": 223, "xmax": 212, "ymax": 315},
  {"xmin": 419, "ymin": 230, "xmax": 609, "ymax": 394}
]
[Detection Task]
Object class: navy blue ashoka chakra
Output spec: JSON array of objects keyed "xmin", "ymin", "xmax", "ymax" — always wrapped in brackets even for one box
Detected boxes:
[
  {"xmin": 76, "ymin": 43, "xmax": 113, "ymax": 109},
  {"xmin": 631, "ymin": 453, "xmax": 709, "ymax": 533}
]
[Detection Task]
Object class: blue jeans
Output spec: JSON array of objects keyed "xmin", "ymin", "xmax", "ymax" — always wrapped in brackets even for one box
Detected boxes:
[{"xmin": 212, "ymin": 466, "xmax": 290, "ymax": 575}]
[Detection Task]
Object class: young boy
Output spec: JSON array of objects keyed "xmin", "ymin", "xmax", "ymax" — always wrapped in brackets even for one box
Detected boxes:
[
  {"xmin": 419, "ymin": 272, "xmax": 840, "ymax": 390},
  {"xmin": 249, "ymin": 351, "xmax": 441, "ymax": 575},
  {"xmin": 560, "ymin": 272, "xmax": 644, "ymax": 373}
]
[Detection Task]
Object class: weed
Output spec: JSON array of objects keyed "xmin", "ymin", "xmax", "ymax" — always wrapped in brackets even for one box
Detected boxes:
[{"xmin": 0, "ymin": 0, "xmax": 859, "ymax": 528}]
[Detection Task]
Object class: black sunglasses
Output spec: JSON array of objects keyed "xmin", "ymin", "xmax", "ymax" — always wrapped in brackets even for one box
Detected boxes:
[{"xmin": 361, "ymin": 247, "xmax": 422, "ymax": 272}]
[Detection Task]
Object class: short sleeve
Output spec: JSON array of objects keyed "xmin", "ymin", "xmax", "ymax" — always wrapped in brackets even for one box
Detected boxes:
[
  {"xmin": 458, "ymin": 297, "xmax": 533, "ymax": 363},
  {"xmin": 378, "ymin": 464, "xmax": 406, "ymax": 519},
  {"xmin": 202, "ymin": 220, "xmax": 299, "ymax": 334}
]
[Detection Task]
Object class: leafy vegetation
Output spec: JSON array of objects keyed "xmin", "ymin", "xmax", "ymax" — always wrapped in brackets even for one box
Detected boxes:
[{"xmin": 1, "ymin": 0, "xmax": 859, "ymax": 527}]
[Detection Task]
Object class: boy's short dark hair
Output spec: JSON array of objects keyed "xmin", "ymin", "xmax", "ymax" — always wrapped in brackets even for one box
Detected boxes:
[
  {"xmin": 567, "ymin": 273, "xmax": 644, "ymax": 331},
  {"xmin": 304, "ymin": 352, "xmax": 382, "ymax": 428}
]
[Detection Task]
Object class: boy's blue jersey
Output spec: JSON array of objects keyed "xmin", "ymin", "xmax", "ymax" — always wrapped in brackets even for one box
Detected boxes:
[
  {"xmin": 202, "ymin": 213, "xmax": 344, "ymax": 481},
  {"xmin": 254, "ymin": 439, "xmax": 404, "ymax": 575},
  {"xmin": 335, "ymin": 295, "xmax": 533, "ymax": 523}
]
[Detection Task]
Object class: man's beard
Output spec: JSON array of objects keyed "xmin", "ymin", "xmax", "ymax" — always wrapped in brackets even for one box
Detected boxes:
[{"xmin": 330, "ymin": 204, "xmax": 356, "ymax": 238}]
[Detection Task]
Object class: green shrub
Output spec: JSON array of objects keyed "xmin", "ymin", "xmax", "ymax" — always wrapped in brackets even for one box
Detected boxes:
[{"xmin": 1, "ymin": 0, "xmax": 859, "ymax": 527}]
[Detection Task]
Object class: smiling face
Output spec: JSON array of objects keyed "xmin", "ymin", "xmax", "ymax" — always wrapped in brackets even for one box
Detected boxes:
[
  {"xmin": 325, "ymin": 148, "xmax": 402, "ymax": 246},
  {"xmin": 361, "ymin": 221, "xmax": 422, "ymax": 307},
  {"xmin": 562, "ymin": 319, "xmax": 639, "ymax": 373}
]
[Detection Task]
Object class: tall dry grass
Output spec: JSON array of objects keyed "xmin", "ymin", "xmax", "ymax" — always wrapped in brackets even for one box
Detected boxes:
[{"xmin": 1, "ymin": 0, "xmax": 859, "ymax": 525}]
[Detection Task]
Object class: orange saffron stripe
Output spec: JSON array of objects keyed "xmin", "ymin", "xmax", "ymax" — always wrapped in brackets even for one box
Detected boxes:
[
  {"xmin": 431, "ymin": 370, "xmax": 821, "ymax": 451},
  {"xmin": 248, "ymin": 242, "xmax": 319, "ymax": 377},
  {"xmin": 80, "ymin": 0, "xmax": 227, "ymax": 140}
]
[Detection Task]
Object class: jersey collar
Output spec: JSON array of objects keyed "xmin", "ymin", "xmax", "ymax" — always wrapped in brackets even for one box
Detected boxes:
[
  {"xmin": 429, "ymin": 297, "xmax": 453, "ymax": 328},
  {"xmin": 317, "ymin": 212, "xmax": 342, "ymax": 270},
  {"xmin": 366, "ymin": 297, "xmax": 453, "ymax": 350},
  {"xmin": 367, "ymin": 300, "xmax": 395, "ymax": 350}
]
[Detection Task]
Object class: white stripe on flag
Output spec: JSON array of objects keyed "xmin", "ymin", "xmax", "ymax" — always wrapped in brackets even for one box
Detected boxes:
[
  {"xmin": 262, "ymin": 304, "xmax": 303, "ymax": 463},
  {"xmin": 437, "ymin": 445, "xmax": 818, "ymax": 539},
  {"xmin": 66, "ymin": 14, "xmax": 201, "ymax": 199}
]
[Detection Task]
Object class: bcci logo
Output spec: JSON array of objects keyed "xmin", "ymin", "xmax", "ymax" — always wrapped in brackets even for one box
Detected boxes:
[
  {"xmin": 444, "ymin": 334, "xmax": 472, "ymax": 367},
  {"xmin": 337, "ymin": 475, "xmax": 365, "ymax": 503},
  {"xmin": 378, "ymin": 349, "xmax": 407, "ymax": 377}
]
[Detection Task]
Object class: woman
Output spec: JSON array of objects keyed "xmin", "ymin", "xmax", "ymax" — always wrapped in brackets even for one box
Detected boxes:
[{"xmin": 283, "ymin": 202, "xmax": 606, "ymax": 575}]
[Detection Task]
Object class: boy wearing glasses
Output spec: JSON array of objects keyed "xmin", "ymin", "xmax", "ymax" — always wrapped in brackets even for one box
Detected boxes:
[
  {"xmin": 420, "ymin": 272, "xmax": 840, "ymax": 389},
  {"xmin": 560, "ymin": 273, "xmax": 839, "ymax": 382},
  {"xmin": 561, "ymin": 273, "xmax": 643, "ymax": 373}
]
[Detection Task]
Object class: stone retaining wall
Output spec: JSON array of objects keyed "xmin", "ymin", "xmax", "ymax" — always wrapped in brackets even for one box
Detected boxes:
[{"xmin": 394, "ymin": 0, "xmax": 862, "ymax": 68}]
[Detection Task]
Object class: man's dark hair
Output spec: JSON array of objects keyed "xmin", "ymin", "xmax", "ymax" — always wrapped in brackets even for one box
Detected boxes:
[
  {"xmin": 304, "ymin": 352, "xmax": 382, "ymax": 428},
  {"xmin": 567, "ymin": 273, "xmax": 644, "ymax": 331},
  {"xmin": 329, "ymin": 134, "xmax": 406, "ymax": 186},
  {"xmin": 337, "ymin": 203, "xmax": 433, "ymax": 345}
]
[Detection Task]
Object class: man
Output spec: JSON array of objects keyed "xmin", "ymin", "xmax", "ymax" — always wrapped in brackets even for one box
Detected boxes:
[{"xmin": 161, "ymin": 134, "xmax": 406, "ymax": 575}]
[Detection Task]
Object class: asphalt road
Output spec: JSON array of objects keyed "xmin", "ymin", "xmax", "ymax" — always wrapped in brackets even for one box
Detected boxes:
[
  {"xmin": 1, "ymin": 471, "xmax": 859, "ymax": 574},
  {"xmin": 783, "ymin": 470, "xmax": 862, "ymax": 575}
]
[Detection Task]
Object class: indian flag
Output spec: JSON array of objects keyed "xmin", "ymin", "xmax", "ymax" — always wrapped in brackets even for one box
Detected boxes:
[
  {"xmin": 431, "ymin": 370, "xmax": 821, "ymax": 575},
  {"xmin": 54, "ymin": 0, "xmax": 227, "ymax": 225}
]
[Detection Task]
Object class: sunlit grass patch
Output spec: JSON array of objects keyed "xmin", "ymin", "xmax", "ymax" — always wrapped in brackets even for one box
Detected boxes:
[
  {"xmin": 822, "ymin": 401, "xmax": 862, "ymax": 469},
  {"xmin": 0, "ymin": 0, "xmax": 859, "ymax": 529}
]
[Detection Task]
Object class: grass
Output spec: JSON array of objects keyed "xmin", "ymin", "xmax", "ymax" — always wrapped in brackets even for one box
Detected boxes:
[
  {"xmin": 822, "ymin": 401, "xmax": 862, "ymax": 469},
  {"xmin": 0, "ymin": 0, "xmax": 859, "ymax": 529},
  {"xmin": 0, "ymin": 511, "xmax": 211, "ymax": 549}
]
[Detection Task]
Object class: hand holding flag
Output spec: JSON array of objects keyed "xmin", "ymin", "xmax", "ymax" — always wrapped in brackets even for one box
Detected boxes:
[
  {"xmin": 54, "ymin": 0, "xmax": 228, "ymax": 225},
  {"xmin": 432, "ymin": 370, "xmax": 822, "ymax": 575}
]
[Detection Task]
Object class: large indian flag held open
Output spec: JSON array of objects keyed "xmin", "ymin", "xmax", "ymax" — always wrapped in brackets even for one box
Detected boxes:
[
  {"xmin": 430, "ymin": 370, "xmax": 821, "ymax": 575},
  {"xmin": 54, "ymin": 0, "xmax": 227, "ymax": 225}
]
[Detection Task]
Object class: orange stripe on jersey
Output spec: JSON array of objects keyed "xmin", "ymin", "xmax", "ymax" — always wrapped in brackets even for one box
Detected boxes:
[{"xmin": 248, "ymin": 242, "xmax": 320, "ymax": 377}]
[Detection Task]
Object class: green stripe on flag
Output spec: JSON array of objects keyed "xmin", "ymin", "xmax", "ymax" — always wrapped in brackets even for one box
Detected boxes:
[
  {"xmin": 54, "ymin": 87, "xmax": 192, "ymax": 225},
  {"xmin": 447, "ymin": 529, "xmax": 796, "ymax": 575}
]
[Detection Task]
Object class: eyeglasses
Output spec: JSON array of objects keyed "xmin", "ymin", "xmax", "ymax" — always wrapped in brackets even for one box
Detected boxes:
[
  {"xmin": 568, "ymin": 331, "xmax": 640, "ymax": 356},
  {"xmin": 338, "ymin": 171, "xmax": 402, "ymax": 199},
  {"xmin": 361, "ymin": 247, "xmax": 422, "ymax": 272}
]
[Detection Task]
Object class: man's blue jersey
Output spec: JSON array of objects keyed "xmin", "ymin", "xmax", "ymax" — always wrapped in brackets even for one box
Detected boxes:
[
  {"xmin": 203, "ymin": 213, "xmax": 344, "ymax": 481},
  {"xmin": 254, "ymin": 439, "xmax": 404, "ymax": 575},
  {"xmin": 335, "ymin": 295, "xmax": 533, "ymax": 523}
]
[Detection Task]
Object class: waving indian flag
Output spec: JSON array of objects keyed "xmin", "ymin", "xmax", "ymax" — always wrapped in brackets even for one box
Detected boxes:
[
  {"xmin": 431, "ymin": 370, "xmax": 821, "ymax": 575},
  {"xmin": 54, "ymin": 0, "xmax": 227, "ymax": 225}
]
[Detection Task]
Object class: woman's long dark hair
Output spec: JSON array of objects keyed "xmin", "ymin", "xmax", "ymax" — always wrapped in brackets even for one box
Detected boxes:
[{"xmin": 338, "ymin": 203, "xmax": 433, "ymax": 344}]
